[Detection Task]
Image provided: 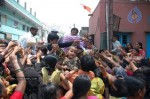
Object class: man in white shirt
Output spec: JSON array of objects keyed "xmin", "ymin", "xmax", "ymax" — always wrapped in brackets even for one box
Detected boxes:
[
  {"xmin": 19, "ymin": 27, "xmax": 38, "ymax": 49},
  {"xmin": 111, "ymin": 36, "xmax": 122, "ymax": 55}
]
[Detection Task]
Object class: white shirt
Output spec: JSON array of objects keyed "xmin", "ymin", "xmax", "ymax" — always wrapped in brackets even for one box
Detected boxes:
[
  {"xmin": 18, "ymin": 32, "xmax": 36, "ymax": 49},
  {"xmin": 112, "ymin": 40, "xmax": 121, "ymax": 54}
]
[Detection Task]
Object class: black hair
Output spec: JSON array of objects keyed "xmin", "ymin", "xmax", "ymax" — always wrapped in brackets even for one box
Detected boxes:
[
  {"xmin": 41, "ymin": 82, "xmax": 59, "ymax": 99},
  {"xmin": 47, "ymin": 33, "xmax": 59, "ymax": 43},
  {"xmin": 125, "ymin": 43, "xmax": 133, "ymax": 53},
  {"xmin": 72, "ymin": 74, "xmax": 91, "ymax": 99},
  {"xmin": 99, "ymin": 49, "xmax": 105, "ymax": 53},
  {"xmin": 36, "ymin": 45, "xmax": 48, "ymax": 55},
  {"xmin": 137, "ymin": 42, "xmax": 143, "ymax": 49},
  {"xmin": 127, "ymin": 43, "xmax": 133, "ymax": 49},
  {"xmin": 133, "ymin": 48, "xmax": 140, "ymax": 53},
  {"xmin": 71, "ymin": 28, "xmax": 79, "ymax": 34},
  {"xmin": 111, "ymin": 78, "xmax": 128, "ymax": 97},
  {"xmin": 112, "ymin": 76, "xmax": 145, "ymax": 97},
  {"xmin": 139, "ymin": 59, "xmax": 150, "ymax": 67},
  {"xmin": 42, "ymin": 55, "xmax": 58, "ymax": 72},
  {"xmin": 93, "ymin": 68, "xmax": 102, "ymax": 78},
  {"xmin": 140, "ymin": 66, "xmax": 150, "ymax": 98},
  {"xmin": 23, "ymin": 67, "xmax": 40, "ymax": 99},
  {"xmin": 0, "ymin": 82, "xmax": 3, "ymax": 95},
  {"xmin": 0, "ymin": 65, "xmax": 4, "ymax": 76},
  {"xmin": 140, "ymin": 66, "xmax": 150, "ymax": 76},
  {"xmin": 124, "ymin": 47, "xmax": 129, "ymax": 53},
  {"xmin": 30, "ymin": 27, "xmax": 38, "ymax": 31},
  {"xmin": 125, "ymin": 77, "xmax": 145, "ymax": 97},
  {"xmin": 113, "ymin": 36, "xmax": 118, "ymax": 40},
  {"xmin": 81, "ymin": 55, "xmax": 97, "ymax": 72}
]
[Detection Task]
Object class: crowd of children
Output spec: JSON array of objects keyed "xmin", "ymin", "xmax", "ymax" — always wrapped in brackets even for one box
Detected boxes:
[{"xmin": 0, "ymin": 27, "xmax": 150, "ymax": 99}]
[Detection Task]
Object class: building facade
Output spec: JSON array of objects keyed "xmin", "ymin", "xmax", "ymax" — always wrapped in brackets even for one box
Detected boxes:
[
  {"xmin": 79, "ymin": 27, "xmax": 89, "ymax": 37},
  {"xmin": 89, "ymin": 0, "xmax": 150, "ymax": 58},
  {"xmin": 0, "ymin": 0, "xmax": 42, "ymax": 41}
]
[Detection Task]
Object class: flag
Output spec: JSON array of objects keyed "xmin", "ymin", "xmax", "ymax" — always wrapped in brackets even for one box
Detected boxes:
[{"xmin": 81, "ymin": 4, "xmax": 91, "ymax": 13}]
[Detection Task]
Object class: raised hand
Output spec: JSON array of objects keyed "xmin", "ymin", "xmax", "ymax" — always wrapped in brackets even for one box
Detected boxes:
[
  {"xmin": 12, "ymin": 46, "xmax": 22, "ymax": 55},
  {"xmin": 52, "ymin": 44, "xmax": 59, "ymax": 51},
  {"xmin": 36, "ymin": 50, "xmax": 43, "ymax": 58},
  {"xmin": 7, "ymin": 41, "xmax": 17, "ymax": 48},
  {"xmin": 10, "ymin": 53, "xmax": 18, "ymax": 63}
]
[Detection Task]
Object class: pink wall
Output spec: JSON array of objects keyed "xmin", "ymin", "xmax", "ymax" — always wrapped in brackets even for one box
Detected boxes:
[
  {"xmin": 89, "ymin": 2, "xmax": 100, "ymax": 48},
  {"xmin": 113, "ymin": 1, "xmax": 150, "ymax": 49},
  {"xmin": 89, "ymin": 0, "xmax": 150, "ymax": 49}
]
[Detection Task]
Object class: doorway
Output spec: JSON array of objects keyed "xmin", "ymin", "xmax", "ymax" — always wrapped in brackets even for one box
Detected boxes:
[
  {"xmin": 146, "ymin": 33, "xmax": 150, "ymax": 58},
  {"xmin": 114, "ymin": 32, "xmax": 131, "ymax": 47}
]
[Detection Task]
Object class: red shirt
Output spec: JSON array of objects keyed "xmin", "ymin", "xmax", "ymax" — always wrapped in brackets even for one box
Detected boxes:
[
  {"xmin": 126, "ymin": 70, "xmax": 133, "ymax": 76},
  {"xmin": 139, "ymin": 49, "xmax": 146, "ymax": 59},
  {"xmin": 10, "ymin": 91, "xmax": 23, "ymax": 99}
]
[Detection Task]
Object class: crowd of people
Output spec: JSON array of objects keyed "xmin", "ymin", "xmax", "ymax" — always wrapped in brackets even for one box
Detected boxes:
[{"xmin": 0, "ymin": 27, "xmax": 150, "ymax": 99}]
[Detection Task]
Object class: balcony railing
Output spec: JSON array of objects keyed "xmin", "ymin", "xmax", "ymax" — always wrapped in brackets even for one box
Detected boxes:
[
  {"xmin": 5, "ymin": 0, "xmax": 42, "ymax": 26},
  {"xmin": 0, "ymin": 24, "xmax": 26, "ymax": 36}
]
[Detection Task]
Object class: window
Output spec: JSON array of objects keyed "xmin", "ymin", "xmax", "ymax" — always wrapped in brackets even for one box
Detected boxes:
[
  {"xmin": 6, "ymin": 34, "xmax": 12, "ymax": 40},
  {"xmin": 22, "ymin": 25, "xmax": 26, "ymax": 31},
  {"xmin": 122, "ymin": 35, "xmax": 127, "ymax": 44},
  {"xmin": 114, "ymin": 33, "xmax": 130, "ymax": 47},
  {"xmin": 14, "ymin": 20, "xmax": 18, "ymax": 27},
  {"xmin": 12, "ymin": 35, "xmax": 19, "ymax": 40},
  {"xmin": 27, "ymin": 27, "xmax": 30, "ymax": 32},
  {"xmin": 2, "ymin": 15, "xmax": 7, "ymax": 24},
  {"xmin": 0, "ymin": 33, "xmax": 5, "ymax": 39}
]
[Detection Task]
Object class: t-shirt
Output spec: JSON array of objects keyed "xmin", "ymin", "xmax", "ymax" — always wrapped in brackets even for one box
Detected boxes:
[
  {"xmin": 62, "ymin": 35, "xmax": 81, "ymax": 43},
  {"xmin": 139, "ymin": 49, "xmax": 146, "ymax": 59},
  {"xmin": 68, "ymin": 69, "xmax": 95, "ymax": 83},
  {"xmin": 18, "ymin": 32, "xmax": 36, "ymax": 49},
  {"xmin": 112, "ymin": 40, "xmax": 121, "ymax": 55},
  {"xmin": 62, "ymin": 57, "xmax": 80, "ymax": 71}
]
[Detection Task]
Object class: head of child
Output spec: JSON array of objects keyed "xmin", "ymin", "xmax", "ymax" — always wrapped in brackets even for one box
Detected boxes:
[
  {"xmin": 36, "ymin": 45, "xmax": 48, "ymax": 56},
  {"xmin": 86, "ymin": 40, "xmax": 93, "ymax": 49},
  {"xmin": 71, "ymin": 28, "xmax": 79, "ymax": 36},
  {"xmin": 81, "ymin": 55, "xmax": 97, "ymax": 72},
  {"xmin": 43, "ymin": 55, "xmax": 58, "ymax": 74},
  {"xmin": 72, "ymin": 74, "xmax": 91, "ymax": 99},
  {"xmin": 41, "ymin": 82, "xmax": 63, "ymax": 99},
  {"xmin": 47, "ymin": 33, "xmax": 59, "ymax": 44},
  {"xmin": 67, "ymin": 46, "xmax": 77, "ymax": 59}
]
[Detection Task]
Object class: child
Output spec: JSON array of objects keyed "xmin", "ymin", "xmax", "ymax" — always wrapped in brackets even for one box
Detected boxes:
[
  {"xmin": 82, "ymin": 40, "xmax": 98, "ymax": 56},
  {"xmin": 62, "ymin": 46, "xmax": 80, "ymax": 75},
  {"xmin": 61, "ymin": 28, "xmax": 88, "ymax": 53},
  {"xmin": 47, "ymin": 33, "xmax": 65, "ymax": 59}
]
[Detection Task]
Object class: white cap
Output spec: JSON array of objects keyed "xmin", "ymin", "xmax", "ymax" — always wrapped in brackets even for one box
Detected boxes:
[{"xmin": 51, "ymin": 28, "xmax": 59, "ymax": 33}]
